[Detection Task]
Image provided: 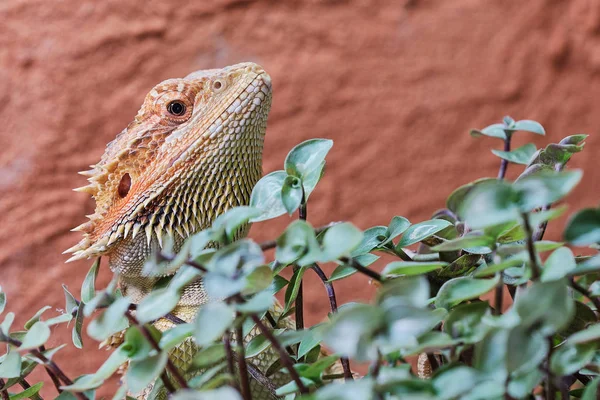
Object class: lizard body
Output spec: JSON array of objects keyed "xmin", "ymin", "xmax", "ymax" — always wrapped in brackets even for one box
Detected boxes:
[{"xmin": 66, "ymin": 63, "xmax": 288, "ymax": 398}]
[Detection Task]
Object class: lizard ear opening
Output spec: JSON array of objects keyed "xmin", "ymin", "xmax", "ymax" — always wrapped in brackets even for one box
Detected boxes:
[{"xmin": 118, "ymin": 173, "xmax": 131, "ymax": 198}]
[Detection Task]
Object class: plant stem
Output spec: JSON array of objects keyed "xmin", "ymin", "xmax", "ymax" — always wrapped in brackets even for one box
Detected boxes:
[
  {"xmin": 249, "ymin": 314, "xmax": 309, "ymax": 394},
  {"xmin": 1, "ymin": 336, "xmax": 86, "ymax": 400},
  {"xmin": 124, "ymin": 312, "xmax": 188, "ymax": 391},
  {"xmin": 340, "ymin": 257, "xmax": 384, "ymax": 282},
  {"xmin": 569, "ymin": 279, "xmax": 600, "ymax": 311},
  {"xmin": 293, "ymin": 265, "xmax": 304, "ymax": 331},
  {"xmin": 223, "ymin": 330, "xmax": 240, "ymax": 395},
  {"xmin": 235, "ymin": 323, "xmax": 252, "ymax": 400},
  {"xmin": 311, "ymin": 264, "xmax": 353, "ymax": 380},
  {"xmin": 546, "ymin": 338, "xmax": 556, "ymax": 400},
  {"xmin": 39, "ymin": 345, "xmax": 63, "ymax": 394},
  {"xmin": 494, "ymin": 281, "xmax": 504, "ymax": 315},
  {"xmin": 497, "ymin": 134, "xmax": 512, "ymax": 180},
  {"xmin": 231, "ymin": 352, "xmax": 279, "ymax": 398},
  {"xmin": 521, "ymin": 213, "xmax": 542, "ymax": 280}
]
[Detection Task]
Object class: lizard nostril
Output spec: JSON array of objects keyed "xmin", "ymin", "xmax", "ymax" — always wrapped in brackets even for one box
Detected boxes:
[{"xmin": 118, "ymin": 173, "xmax": 131, "ymax": 198}]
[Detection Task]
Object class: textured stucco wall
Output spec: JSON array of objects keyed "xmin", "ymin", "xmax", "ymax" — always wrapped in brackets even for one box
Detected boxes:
[{"xmin": 1, "ymin": 0, "xmax": 599, "ymax": 395}]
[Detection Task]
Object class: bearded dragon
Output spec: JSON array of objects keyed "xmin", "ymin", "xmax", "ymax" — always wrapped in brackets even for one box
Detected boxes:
[{"xmin": 65, "ymin": 62, "xmax": 291, "ymax": 398}]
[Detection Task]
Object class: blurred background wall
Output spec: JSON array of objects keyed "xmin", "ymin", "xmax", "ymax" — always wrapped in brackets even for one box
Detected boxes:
[{"xmin": 1, "ymin": 0, "xmax": 599, "ymax": 395}]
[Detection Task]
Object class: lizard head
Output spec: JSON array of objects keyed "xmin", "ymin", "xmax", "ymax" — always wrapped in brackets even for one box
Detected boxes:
[{"xmin": 66, "ymin": 62, "xmax": 272, "ymax": 267}]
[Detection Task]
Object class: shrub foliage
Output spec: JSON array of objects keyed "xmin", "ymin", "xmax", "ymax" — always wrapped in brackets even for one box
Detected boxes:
[{"xmin": 1, "ymin": 116, "xmax": 599, "ymax": 399}]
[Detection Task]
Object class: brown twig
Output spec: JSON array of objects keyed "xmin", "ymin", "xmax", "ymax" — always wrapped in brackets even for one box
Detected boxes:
[
  {"xmin": 497, "ymin": 134, "xmax": 512, "ymax": 180},
  {"xmin": 521, "ymin": 213, "xmax": 542, "ymax": 280},
  {"xmin": 250, "ymin": 314, "xmax": 309, "ymax": 394},
  {"xmin": 310, "ymin": 264, "xmax": 353, "ymax": 380},
  {"xmin": 293, "ymin": 265, "xmax": 304, "ymax": 331},
  {"xmin": 223, "ymin": 330, "xmax": 239, "ymax": 393},
  {"xmin": 231, "ymin": 352, "xmax": 279, "ymax": 398},
  {"xmin": 235, "ymin": 323, "xmax": 252, "ymax": 400},
  {"xmin": 1, "ymin": 336, "xmax": 86, "ymax": 400},
  {"xmin": 124, "ymin": 312, "xmax": 188, "ymax": 392},
  {"xmin": 339, "ymin": 257, "xmax": 384, "ymax": 282},
  {"xmin": 38, "ymin": 345, "xmax": 63, "ymax": 394}
]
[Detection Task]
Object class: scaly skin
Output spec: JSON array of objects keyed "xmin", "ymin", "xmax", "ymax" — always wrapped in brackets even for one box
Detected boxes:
[{"xmin": 66, "ymin": 63, "xmax": 290, "ymax": 398}]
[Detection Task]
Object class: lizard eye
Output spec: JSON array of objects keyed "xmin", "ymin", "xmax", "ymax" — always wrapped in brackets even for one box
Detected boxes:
[
  {"xmin": 167, "ymin": 101, "xmax": 186, "ymax": 116},
  {"xmin": 212, "ymin": 79, "xmax": 226, "ymax": 92}
]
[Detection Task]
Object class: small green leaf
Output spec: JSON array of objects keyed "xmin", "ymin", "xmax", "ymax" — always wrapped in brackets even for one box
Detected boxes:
[
  {"xmin": 381, "ymin": 216, "xmax": 411, "ymax": 245},
  {"xmin": 564, "ymin": 208, "xmax": 600, "ymax": 246},
  {"xmin": 159, "ymin": 323, "xmax": 194, "ymax": 351},
  {"xmin": 322, "ymin": 304, "xmax": 384, "ymax": 362},
  {"xmin": 193, "ymin": 302, "xmax": 235, "ymax": 346},
  {"xmin": 446, "ymin": 178, "xmax": 496, "ymax": 214},
  {"xmin": 136, "ymin": 288, "xmax": 180, "ymax": 325},
  {"xmin": 281, "ymin": 175, "xmax": 303, "ymax": 215},
  {"xmin": 581, "ymin": 377, "xmax": 600, "ymax": 400},
  {"xmin": 276, "ymin": 220, "xmax": 321, "ymax": 266},
  {"xmin": 319, "ymin": 222, "xmax": 363, "ymax": 262},
  {"xmin": 328, "ymin": 264, "xmax": 357, "ymax": 282},
  {"xmin": 542, "ymin": 247, "xmax": 576, "ymax": 282},
  {"xmin": 396, "ymin": 219, "xmax": 452, "ymax": 248},
  {"xmin": 236, "ymin": 291, "xmax": 274, "ymax": 314},
  {"xmin": 514, "ymin": 280, "xmax": 575, "ymax": 335},
  {"xmin": 298, "ymin": 325, "xmax": 323, "ymax": 359},
  {"xmin": 515, "ymin": 170, "xmax": 582, "ymax": 213},
  {"xmin": 211, "ymin": 206, "xmax": 261, "ymax": 242},
  {"xmin": 444, "ymin": 302, "xmax": 490, "ymax": 343},
  {"xmin": 81, "ymin": 259, "xmax": 100, "ymax": 303},
  {"xmin": 87, "ymin": 297, "xmax": 130, "ymax": 342},
  {"xmin": 567, "ymin": 323, "xmax": 600, "ymax": 344},
  {"xmin": 470, "ymin": 123, "xmax": 507, "ymax": 140},
  {"xmin": 8, "ymin": 381, "xmax": 43, "ymax": 400},
  {"xmin": 284, "ymin": 138, "xmax": 333, "ymax": 199},
  {"xmin": 350, "ymin": 226, "xmax": 388, "ymax": 256},
  {"xmin": 24, "ymin": 306, "xmax": 51, "ymax": 330},
  {"xmin": 309, "ymin": 378, "xmax": 374, "ymax": 400},
  {"xmin": 432, "ymin": 366, "xmax": 479, "ymax": 399},
  {"xmin": 550, "ymin": 341, "xmax": 596, "ymax": 376},
  {"xmin": 172, "ymin": 387, "xmax": 242, "ymax": 400},
  {"xmin": 1, "ymin": 312, "xmax": 14, "ymax": 335},
  {"xmin": 473, "ymin": 256, "xmax": 525, "ymax": 278},
  {"xmin": 491, "ymin": 143, "xmax": 537, "ymax": 165},
  {"xmin": 431, "ymin": 234, "xmax": 494, "ymax": 252},
  {"xmin": 459, "ymin": 181, "xmax": 519, "ymax": 229},
  {"xmin": 284, "ymin": 267, "xmax": 306, "ymax": 314},
  {"xmin": 62, "ymin": 285, "xmax": 79, "ymax": 316},
  {"xmin": 0, "ymin": 350, "xmax": 21, "ymax": 379},
  {"xmin": 18, "ymin": 322, "xmax": 50, "ymax": 350},
  {"xmin": 126, "ymin": 352, "xmax": 168, "ymax": 395},
  {"xmin": 71, "ymin": 303, "xmax": 84, "ymax": 349},
  {"xmin": 194, "ymin": 343, "xmax": 226, "ymax": 368},
  {"xmin": 249, "ymin": 171, "xmax": 287, "ymax": 222},
  {"xmin": 506, "ymin": 325, "xmax": 547, "ymax": 374},
  {"xmin": 435, "ymin": 276, "xmax": 500, "ymax": 310},
  {"xmin": 513, "ymin": 120, "xmax": 545, "ymax": 135},
  {"xmin": 382, "ymin": 261, "xmax": 447, "ymax": 277},
  {"xmin": 243, "ymin": 266, "xmax": 273, "ymax": 296}
]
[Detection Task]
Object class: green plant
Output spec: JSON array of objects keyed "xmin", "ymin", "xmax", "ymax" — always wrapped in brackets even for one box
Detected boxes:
[{"xmin": 1, "ymin": 117, "xmax": 599, "ymax": 400}]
